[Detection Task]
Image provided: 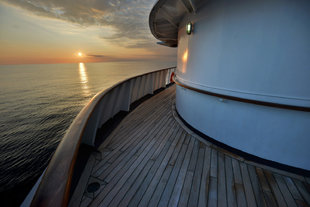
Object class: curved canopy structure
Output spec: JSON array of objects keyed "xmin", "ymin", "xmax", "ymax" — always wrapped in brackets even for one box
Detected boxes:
[{"xmin": 149, "ymin": 0, "xmax": 203, "ymax": 47}]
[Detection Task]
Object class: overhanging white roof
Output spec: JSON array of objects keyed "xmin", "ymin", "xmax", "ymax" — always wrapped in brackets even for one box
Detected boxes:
[{"xmin": 149, "ymin": 0, "xmax": 204, "ymax": 47}]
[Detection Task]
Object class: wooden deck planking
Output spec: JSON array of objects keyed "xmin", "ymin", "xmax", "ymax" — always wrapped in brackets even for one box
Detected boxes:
[
  {"xmin": 274, "ymin": 174, "xmax": 297, "ymax": 207},
  {"xmin": 157, "ymin": 134, "xmax": 190, "ymax": 207},
  {"xmin": 92, "ymin": 104, "xmax": 171, "ymax": 177},
  {"xmin": 92, "ymin": 117, "xmax": 177, "ymax": 206},
  {"xmin": 217, "ymin": 152, "xmax": 227, "ymax": 207},
  {"xmin": 97, "ymin": 87, "xmax": 174, "ymax": 155},
  {"xmin": 105, "ymin": 87, "xmax": 174, "ymax": 147},
  {"xmin": 99, "ymin": 114, "xmax": 173, "ymax": 183},
  {"xmin": 110, "ymin": 90, "xmax": 173, "ymax": 145},
  {"xmin": 256, "ymin": 167, "xmax": 278, "ymax": 207},
  {"xmin": 178, "ymin": 140, "xmax": 199, "ymax": 207},
  {"xmin": 93, "ymin": 115, "xmax": 163, "ymax": 175},
  {"xmin": 112, "ymin": 126, "xmax": 181, "ymax": 207},
  {"xmin": 197, "ymin": 146, "xmax": 211, "ymax": 207},
  {"xmin": 147, "ymin": 132, "xmax": 187, "ymax": 207},
  {"xmin": 107, "ymin": 96, "xmax": 173, "ymax": 149},
  {"xmin": 225, "ymin": 155, "xmax": 237, "ymax": 207},
  {"xmin": 293, "ymin": 178, "xmax": 310, "ymax": 205},
  {"xmin": 208, "ymin": 148, "xmax": 218, "ymax": 207},
  {"xmin": 240, "ymin": 162, "xmax": 256, "ymax": 207},
  {"xmin": 117, "ymin": 125, "xmax": 180, "ymax": 207},
  {"xmin": 137, "ymin": 128, "xmax": 185, "ymax": 207},
  {"xmin": 100, "ymin": 114, "xmax": 173, "ymax": 182},
  {"xmin": 73, "ymin": 85, "xmax": 310, "ymax": 207},
  {"xmin": 247, "ymin": 165, "xmax": 267, "ymax": 207},
  {"xmin": 232, "ymin": 158, "xmax": 247, "ymax": 207},
  {"xmin": 187, "ymin": 144, "xmax": 205, "ymax": 207},
  {"xmin": 168, "ymin": 136, "xmax": 195, "ymax": 207},
  {"xmin": 147, "ymin": 134, "xmax": 185, "ymax": 206},
  {"xmin": 284, "ymin": 176, "xmax": 308, "ymax": 206},
  {"xmin": 264, "ymin": 170, "xmax": 287, "ymax": 206},
  {"xmin": 127, "ymin": 126, "xmax": 182, "ymax": 207}
]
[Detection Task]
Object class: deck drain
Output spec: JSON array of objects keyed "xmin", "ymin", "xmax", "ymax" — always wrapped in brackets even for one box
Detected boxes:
[{"xmin": 87, "ymin": 182, "xmax": 100, "ymax": 193}]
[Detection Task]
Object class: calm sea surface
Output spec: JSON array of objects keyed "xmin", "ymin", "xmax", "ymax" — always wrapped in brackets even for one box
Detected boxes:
[{"xmin": 0, "ymin": 61, "xmax": 175, "ymax": 205}]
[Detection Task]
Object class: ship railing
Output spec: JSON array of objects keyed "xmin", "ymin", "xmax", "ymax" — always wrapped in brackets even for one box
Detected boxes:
[{"xmin": 24, "ymin": 67, "xmax": 176, "ymax": 207}]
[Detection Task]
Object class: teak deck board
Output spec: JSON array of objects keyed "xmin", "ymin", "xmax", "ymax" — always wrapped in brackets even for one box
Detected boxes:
[
  {"xmin": 74, "ymin": 85, "xmax": 310, "ymax": 207},
  {"xmin": 240, "ymin": 162, "xmax": 256, "ymax": 207}
]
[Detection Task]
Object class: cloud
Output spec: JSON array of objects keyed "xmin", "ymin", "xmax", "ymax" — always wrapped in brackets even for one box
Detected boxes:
[
  {"xmin": 87, "ymin": 54, "xmax": 106, "ymax": 58},
  {"xmin": 0, "ymin": 0, "xmax": 159, "ymax": 49},
  {"xmin": 86, "ymin": 53, "xmax": 147, "ymax": 62},
  {"xmin": 86, "ymin": 52, "xmax": 176, "ymax": 63},
  {"xmin": 86, "ymin": 53, "xmax": 119, "ymax": 62}
]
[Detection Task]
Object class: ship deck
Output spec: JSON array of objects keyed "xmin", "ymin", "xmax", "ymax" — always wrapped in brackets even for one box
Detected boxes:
[{"xmin": 71, "ymin": 85, "xmax": 310, "ymax": 207}]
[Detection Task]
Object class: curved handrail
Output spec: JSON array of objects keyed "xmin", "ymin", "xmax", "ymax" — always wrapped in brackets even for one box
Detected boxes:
[
  {"xmin": 173, "ymin": 75, "xmax": 310, "ymax": 112},
  {"xmin": 29, "ymin": 67, "xmax": 176, "ymax": 207}
]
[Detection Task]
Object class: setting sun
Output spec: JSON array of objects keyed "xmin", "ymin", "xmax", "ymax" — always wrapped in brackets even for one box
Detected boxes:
[{"xmin": 78, "ymin": 52, "xmax": 83, "ymax": 57}]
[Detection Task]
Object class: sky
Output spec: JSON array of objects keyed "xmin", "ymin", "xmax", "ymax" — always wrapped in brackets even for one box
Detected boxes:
[{"xmin": 0, "ymin": 0, "xmax": 176, "ymax": 65}]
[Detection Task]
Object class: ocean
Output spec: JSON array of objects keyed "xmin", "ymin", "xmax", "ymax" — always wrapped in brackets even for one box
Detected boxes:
[{"xmin": 0, "ymin": 61, "xmax": 175, "ymax": 206}]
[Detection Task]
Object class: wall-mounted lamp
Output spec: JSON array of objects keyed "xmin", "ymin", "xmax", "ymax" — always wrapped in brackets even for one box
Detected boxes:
[{"xmin": 186, "ymin": 22, "xmax": 193, "ymax": 35}]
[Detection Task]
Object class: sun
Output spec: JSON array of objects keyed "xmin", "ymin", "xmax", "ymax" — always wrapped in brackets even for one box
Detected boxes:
[{"xmin": 78, "ymin": 52, "xmax": 83, "ymax": 57}]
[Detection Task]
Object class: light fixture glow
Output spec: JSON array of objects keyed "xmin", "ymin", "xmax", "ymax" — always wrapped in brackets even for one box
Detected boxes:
[
  {"xmin": 182, "ymin": 49, "xmax": 188, "ymax": 73},
  {"xmin": 182, "ymin": 50, "xmax": 188, "ymax": 63},
  {"xmin": 186, "ymin": 22, "xmax": 192, "ymax": 35}
]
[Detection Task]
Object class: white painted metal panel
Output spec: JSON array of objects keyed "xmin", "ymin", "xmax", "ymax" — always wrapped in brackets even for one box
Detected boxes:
[
  {"xmin": 173, "ymin": 0, "xmax": 310, "ymax": 170},
  {"xmin": 176, "ymin": 0, "xmax": 310, "ymax": 107},
  {"xmin": 176, "ymin": 85, "xmax": 310, "ymax": 170}
]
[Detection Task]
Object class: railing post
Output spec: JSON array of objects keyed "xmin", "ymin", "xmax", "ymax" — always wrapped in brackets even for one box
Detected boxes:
[
  {"xmin": 149, "ymin": 73, "xmax": 155, "ymax": 94},
  {"xmin": 81, "ymin": 99, "xmax": 104, "ymax": 146},
  {"xmin": 121, "ymin": 81, "xmax": 132, "ymax": 112}
]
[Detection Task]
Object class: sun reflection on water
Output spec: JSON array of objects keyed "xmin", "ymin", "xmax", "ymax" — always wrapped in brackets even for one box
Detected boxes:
[{"xmin": 79, "ymin": 62, "xmax": 90, "ymax": 96}]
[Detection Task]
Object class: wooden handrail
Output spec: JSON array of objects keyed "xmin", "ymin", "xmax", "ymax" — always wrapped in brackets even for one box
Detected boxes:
[
  {"xmin": 173, "ymin": 75, "xmax": 310, "ymax": 112},
  {"xmin": 30, "ymin": 67, "xmax": 176, "ymax": 207}
]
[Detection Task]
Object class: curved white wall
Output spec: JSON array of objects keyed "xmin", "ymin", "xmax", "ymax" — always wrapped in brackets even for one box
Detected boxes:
[
  {"xmin": 176, "ymin": 86, "xmax": 310, "ymax": 170},
  {"xmin": 177, "ymin": 0, "xmax": 310, "ymax": 106},
  {"xmin": 176, "ymin": 0, "xmax": 310, "ymax": 170}
]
